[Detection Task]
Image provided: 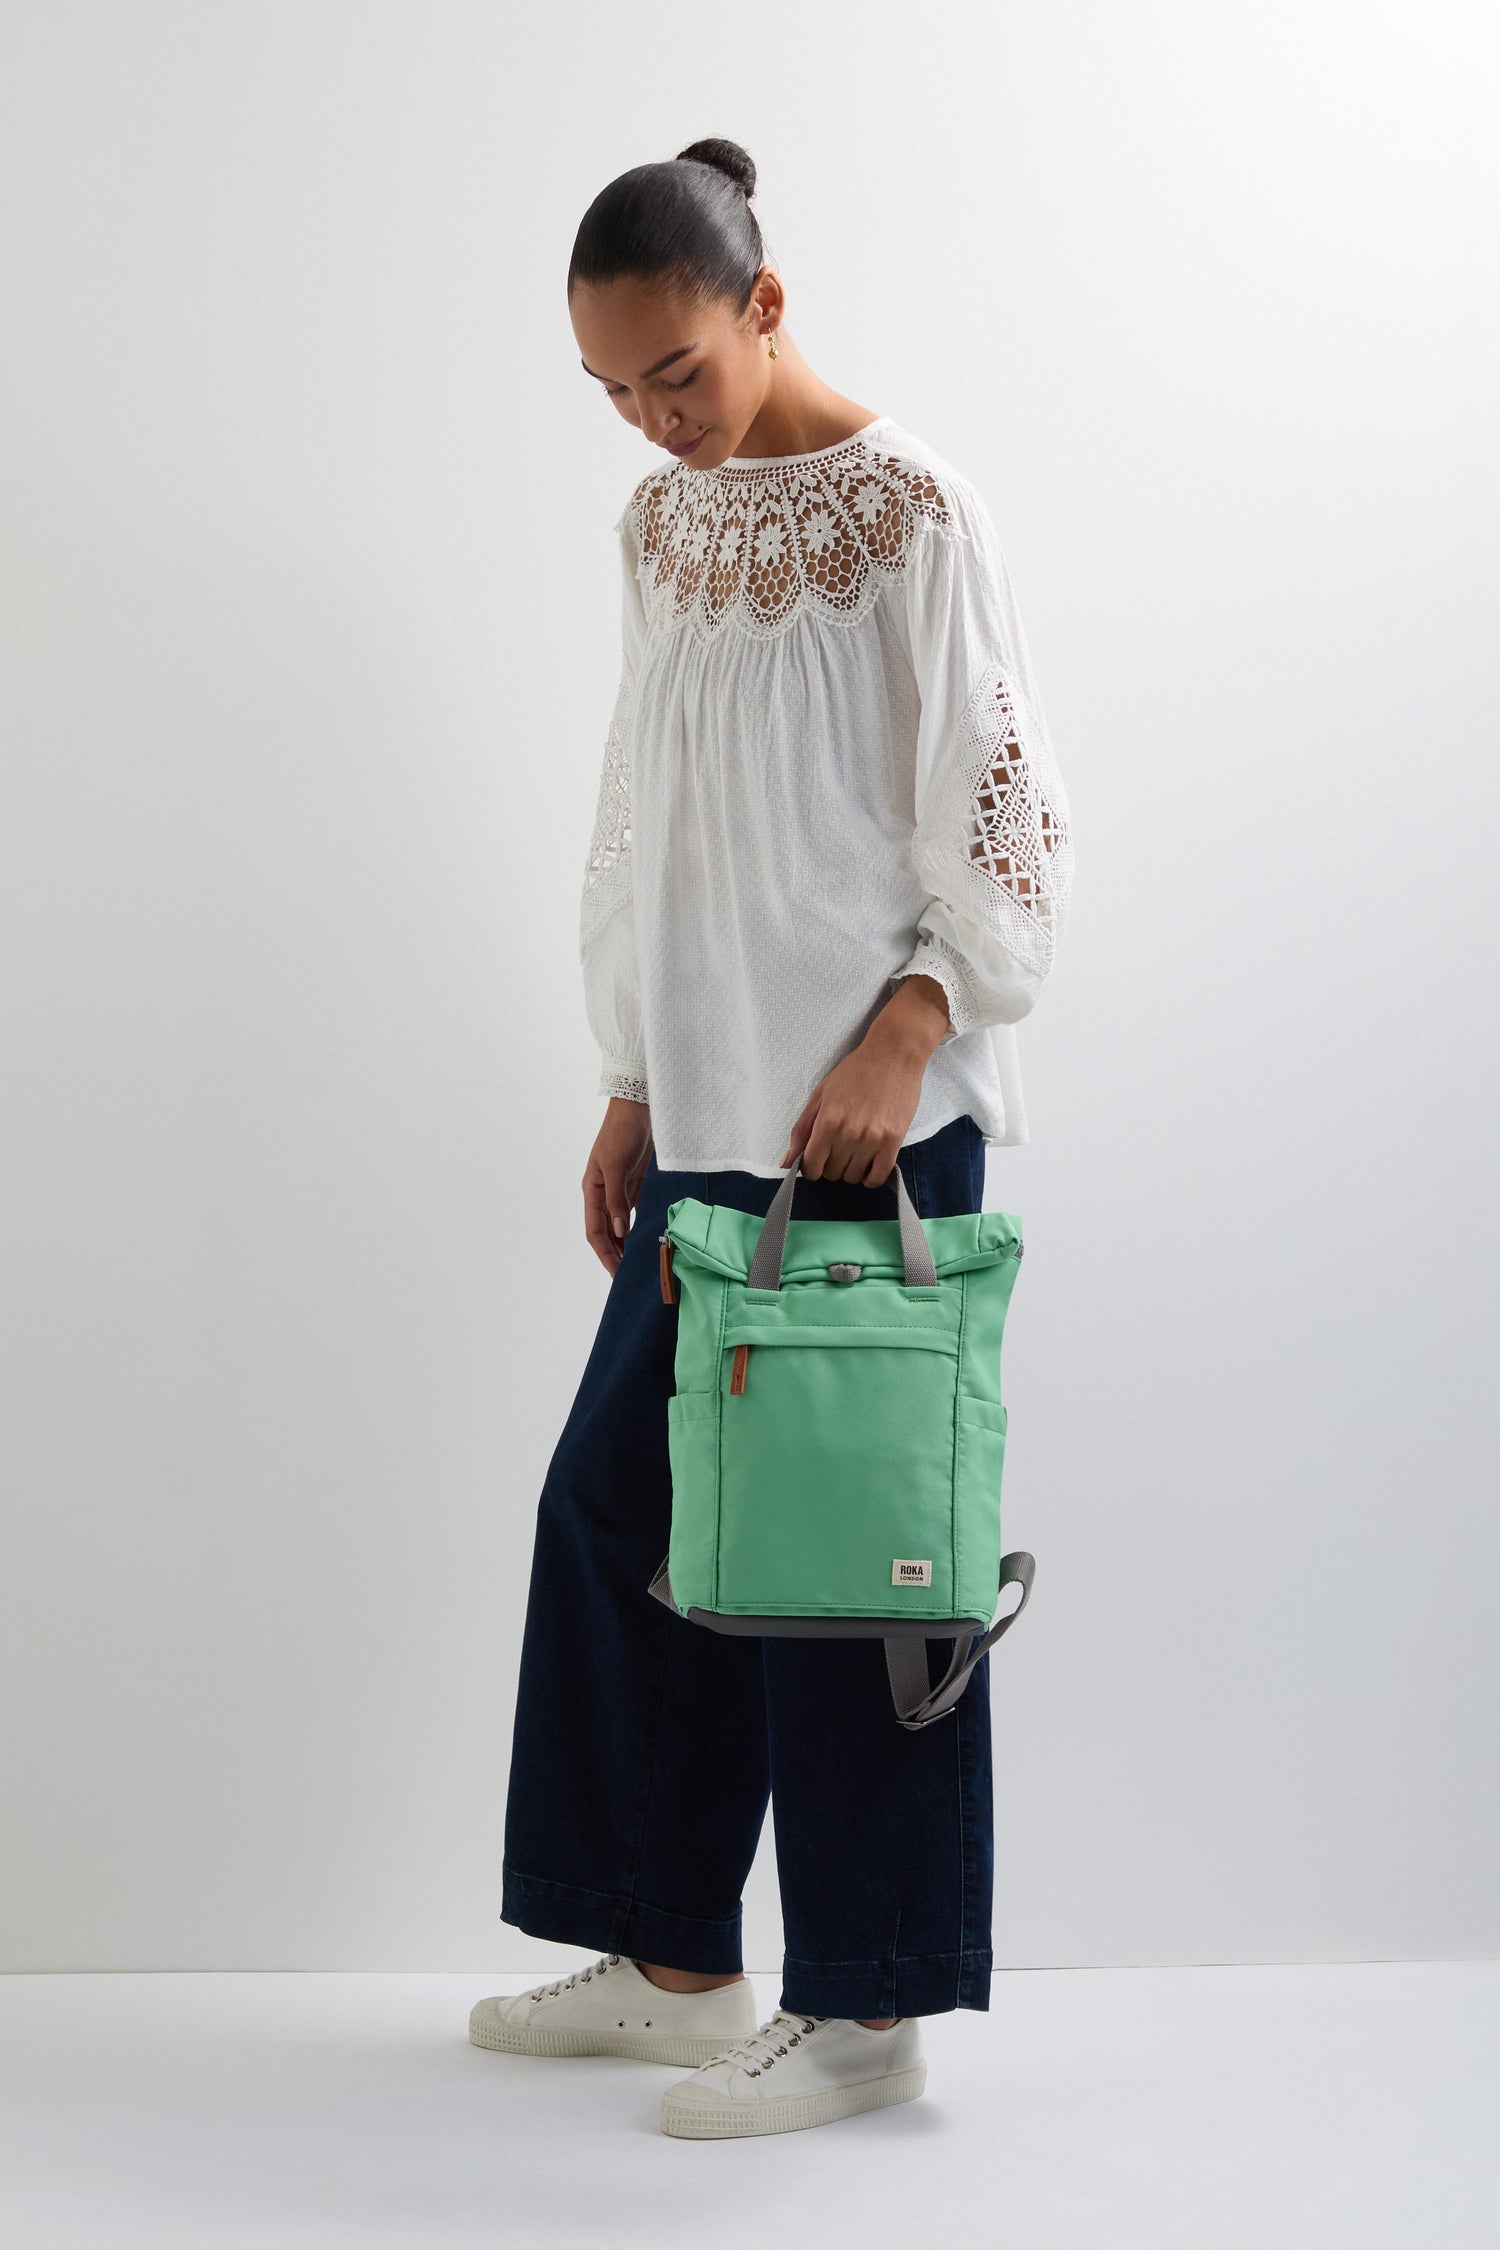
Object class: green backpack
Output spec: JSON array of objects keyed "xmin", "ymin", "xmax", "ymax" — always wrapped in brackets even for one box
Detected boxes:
[{"xmin": 648, "ymin": 1155, "xmax": 1035, "ymax": 1729}]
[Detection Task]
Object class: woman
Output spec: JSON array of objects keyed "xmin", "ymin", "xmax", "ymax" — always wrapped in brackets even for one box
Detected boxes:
[{"xmin": 470, "ymin": 138, "xmax": 1073, "ymax": 2139}]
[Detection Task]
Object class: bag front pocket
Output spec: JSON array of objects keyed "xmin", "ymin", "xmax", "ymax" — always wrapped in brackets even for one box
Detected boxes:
[{"xmin": 714, "ymin": 1331, "xmax": 960, "ymax": 1618}]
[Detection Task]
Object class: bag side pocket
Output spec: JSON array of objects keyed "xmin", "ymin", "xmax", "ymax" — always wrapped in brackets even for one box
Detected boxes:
[
  {"xmin": 954, "ymin": 1395, "xmax": 1008, "ymax": 1624},
  {"xmin": 665, "ymin": 1390, "xmax": 720, "ymax": 1616}
]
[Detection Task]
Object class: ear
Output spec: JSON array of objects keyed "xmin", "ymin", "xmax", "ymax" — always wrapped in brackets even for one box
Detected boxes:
[{"xmin": 753, "ymin": 264, "xmax": 785, "ymax": 333}]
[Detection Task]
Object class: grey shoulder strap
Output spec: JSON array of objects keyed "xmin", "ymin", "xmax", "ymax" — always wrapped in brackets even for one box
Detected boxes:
[
  {"xmin": 646, "ymin": 1551, "xmax": 1036, "ymax": 1730},
  {"xmin": 883, "ymin": 1552, "xmax": 1035, "ymax": 1729}
]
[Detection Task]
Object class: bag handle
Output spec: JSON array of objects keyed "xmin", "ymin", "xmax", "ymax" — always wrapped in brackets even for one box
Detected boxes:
[
  {"xmin": 746, "ymin": 1152, "xmax": 938, "ymax": 1292},
  {"xmin": 883, "ymin": 1552, "xmax": 1035, "ymax": 1729}
]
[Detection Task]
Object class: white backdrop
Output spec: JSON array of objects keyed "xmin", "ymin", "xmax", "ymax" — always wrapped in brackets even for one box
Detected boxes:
[{"xmin": 2, "ymin": 0, "xmax": 1495, "ymax": 1973}]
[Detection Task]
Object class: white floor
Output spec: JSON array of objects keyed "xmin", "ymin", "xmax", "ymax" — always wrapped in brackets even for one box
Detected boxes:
[{"xmin": 0, "ymin": 1963, "xmax": 1494, "ymax": 2248}]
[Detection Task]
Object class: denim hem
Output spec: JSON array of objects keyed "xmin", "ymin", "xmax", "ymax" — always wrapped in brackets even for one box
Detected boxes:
[
  {"xmin": 779, "ymin": 1946, "xmax": 994, "ymax": 2020},
  {"xmin": 501, "ymin": 1862, "xmax": 746, "ymax": 1974}
]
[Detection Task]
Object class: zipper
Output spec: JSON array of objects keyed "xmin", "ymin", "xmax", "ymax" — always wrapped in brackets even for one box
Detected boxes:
[
  {"xmin": 658, "ymin": 1231, "xmax": 678, "ymax": 1305},
  {"xmin": 729, "ymin": 1342, "xmax": 749, "ymax": 1394}
]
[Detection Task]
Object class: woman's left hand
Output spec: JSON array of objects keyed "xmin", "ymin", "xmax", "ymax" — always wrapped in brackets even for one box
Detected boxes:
[{"xmin": 778, "ymin": 976, "xmax": 951, "ymax": 1187}]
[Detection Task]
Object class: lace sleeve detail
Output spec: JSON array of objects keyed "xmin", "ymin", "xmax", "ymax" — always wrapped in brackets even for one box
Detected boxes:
[
  {"xmin": 917, "ymin": 656, "xmax": 1072, "ymax": 982},
  {"xmin": 599, "ymin": 1062, "xmax": 650, "ymax": 1102},
  {"xmin": 891, "ymin": 483, "xmax": 1073, "ymax": 1034},
  {"xmin": 580, "ymin": 679, "xmax": 632, "ymax": 945},
  {"xmin": 889, "ymin": 932, "xmax": 988, "ymax": 1044},
  {"xmin": 580, "ymin": 514, "xmax": 650, "ymax": 1103}
]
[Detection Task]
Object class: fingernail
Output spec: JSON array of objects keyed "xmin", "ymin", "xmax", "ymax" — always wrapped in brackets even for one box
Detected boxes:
[{"xmin": 612, "ymin": 1214, "xmax": 625, "ymax": 1236}]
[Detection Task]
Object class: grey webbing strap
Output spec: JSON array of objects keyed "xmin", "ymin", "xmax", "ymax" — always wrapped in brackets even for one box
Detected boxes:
[
  {"xmin": 883, "ymin": 1552, "xmax": 1036, "ymax": 1730},
  {"xmin": 746, "ymin": 1153, "xmax": 938, "ymax": 1292},
  {"xmin": 650, "ymin": 1550, "xmax": 1036, "ymax": 1728}
]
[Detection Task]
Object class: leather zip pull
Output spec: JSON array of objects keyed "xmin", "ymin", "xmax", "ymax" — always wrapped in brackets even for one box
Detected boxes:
[
  {"xmin": 729, "ymin": 1342, "xmax": 750, "ymax": 1394},
  {"xmin": 658, "ymin": 1233, "xmax": 678, "ymax": 1305}
]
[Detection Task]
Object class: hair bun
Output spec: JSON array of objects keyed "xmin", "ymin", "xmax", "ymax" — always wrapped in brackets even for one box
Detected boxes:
[{"xmin": 675, "ymin": 137, "xmax": 756, "ymax": 201}]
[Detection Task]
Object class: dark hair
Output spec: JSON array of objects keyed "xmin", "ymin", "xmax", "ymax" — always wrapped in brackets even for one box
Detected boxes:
[{"xmin": 567, "ymin": 138, "xmax": 766, "ymax": 314}]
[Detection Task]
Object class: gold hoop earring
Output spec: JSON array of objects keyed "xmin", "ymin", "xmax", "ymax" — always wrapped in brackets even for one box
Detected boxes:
[{"xmin": 767, "ymin": 332, "xmax": 779, "ymax": 359}]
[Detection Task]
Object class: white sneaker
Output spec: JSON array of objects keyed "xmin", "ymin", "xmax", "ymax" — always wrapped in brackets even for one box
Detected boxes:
[
  {"xmin": 468, "ymin": 1952, "xmax": 760, "ymax": 2066},
  {"xmin": 659, "ymin": 2007, "xmax": 927, "ymax": 2137}
]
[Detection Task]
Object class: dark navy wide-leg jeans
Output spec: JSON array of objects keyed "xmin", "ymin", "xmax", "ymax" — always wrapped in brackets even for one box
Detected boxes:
[{"xmin": 501, "ymin": 1111, "xmax": 995, "ymax": 2019}]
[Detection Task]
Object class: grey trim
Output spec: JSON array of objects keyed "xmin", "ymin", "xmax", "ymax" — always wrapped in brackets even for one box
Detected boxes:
[
  {"xmin": 883, "ymin": 1552, "xmax": 1035, "ymax": 1729},
  {"xmin": 647, "ymin": 1552, "xmax": 680, "ymax": 1616},
  {"xmin": 684, "ymin": 1608, "xmax": 990, "ymax": 1640},
  {"xmin": 746, "ymin": 1153, "xmax": 937, "ymax": 1292},
  {"xmin": 646, "ymin": 1548, "xmax": 1036, "ymax": 1730}
]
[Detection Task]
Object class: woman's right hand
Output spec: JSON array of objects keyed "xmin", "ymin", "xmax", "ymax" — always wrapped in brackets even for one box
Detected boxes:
[{"xmin": 583, "ymin": 1099, "xmax": 654, "ymax": 1276}]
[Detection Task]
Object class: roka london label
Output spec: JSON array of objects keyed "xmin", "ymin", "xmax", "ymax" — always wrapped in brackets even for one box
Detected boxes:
[{"xmin": 891, "ymin": 1558, "xmax": 933, "ymax": 1586}]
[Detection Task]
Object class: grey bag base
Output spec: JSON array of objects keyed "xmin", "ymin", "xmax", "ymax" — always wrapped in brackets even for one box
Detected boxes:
[
  {"xmin": 647, "ymin": 1550, "xmax": 1035, "ymax": 1731},
  {"xmin": 683, "ymin": 1605, "xmax": 993, "ymax": 1639}
]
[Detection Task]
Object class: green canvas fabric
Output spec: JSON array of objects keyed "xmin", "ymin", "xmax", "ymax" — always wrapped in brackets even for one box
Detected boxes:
[{"xmin": 649, "ymin": 1162, "xmax": 1036, "ymax": 1729}]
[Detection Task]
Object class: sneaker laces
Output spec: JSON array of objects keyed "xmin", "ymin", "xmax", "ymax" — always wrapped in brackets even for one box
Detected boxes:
[
  {"xmin": 701, "ymin": 2008, "xmax": 824, "ymax": 2078},
  {"xmin": 527, "ymin": 1951, "xmax": 621, "ymax": 2000}
]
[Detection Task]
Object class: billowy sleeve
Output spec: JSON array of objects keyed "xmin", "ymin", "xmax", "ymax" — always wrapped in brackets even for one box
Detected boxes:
[
  {"xmin": 888, "ymin": 473, "xmax": 1073, "ymax": 1041},
  {"xmin": 579, "ymin": 507, "xmax": 650, "ymax": 1103}
]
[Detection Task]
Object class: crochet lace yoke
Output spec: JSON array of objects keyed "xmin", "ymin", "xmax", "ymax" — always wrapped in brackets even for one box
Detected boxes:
[{"xmin": 615, "ymin": 416, "xmax": 957, "ymax": 644}]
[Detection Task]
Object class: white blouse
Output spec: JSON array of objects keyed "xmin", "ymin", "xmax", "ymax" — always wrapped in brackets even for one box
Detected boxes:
[{"xmin": 579, "ymin": 411, "xmax": 1073, "ymax": 1179}]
